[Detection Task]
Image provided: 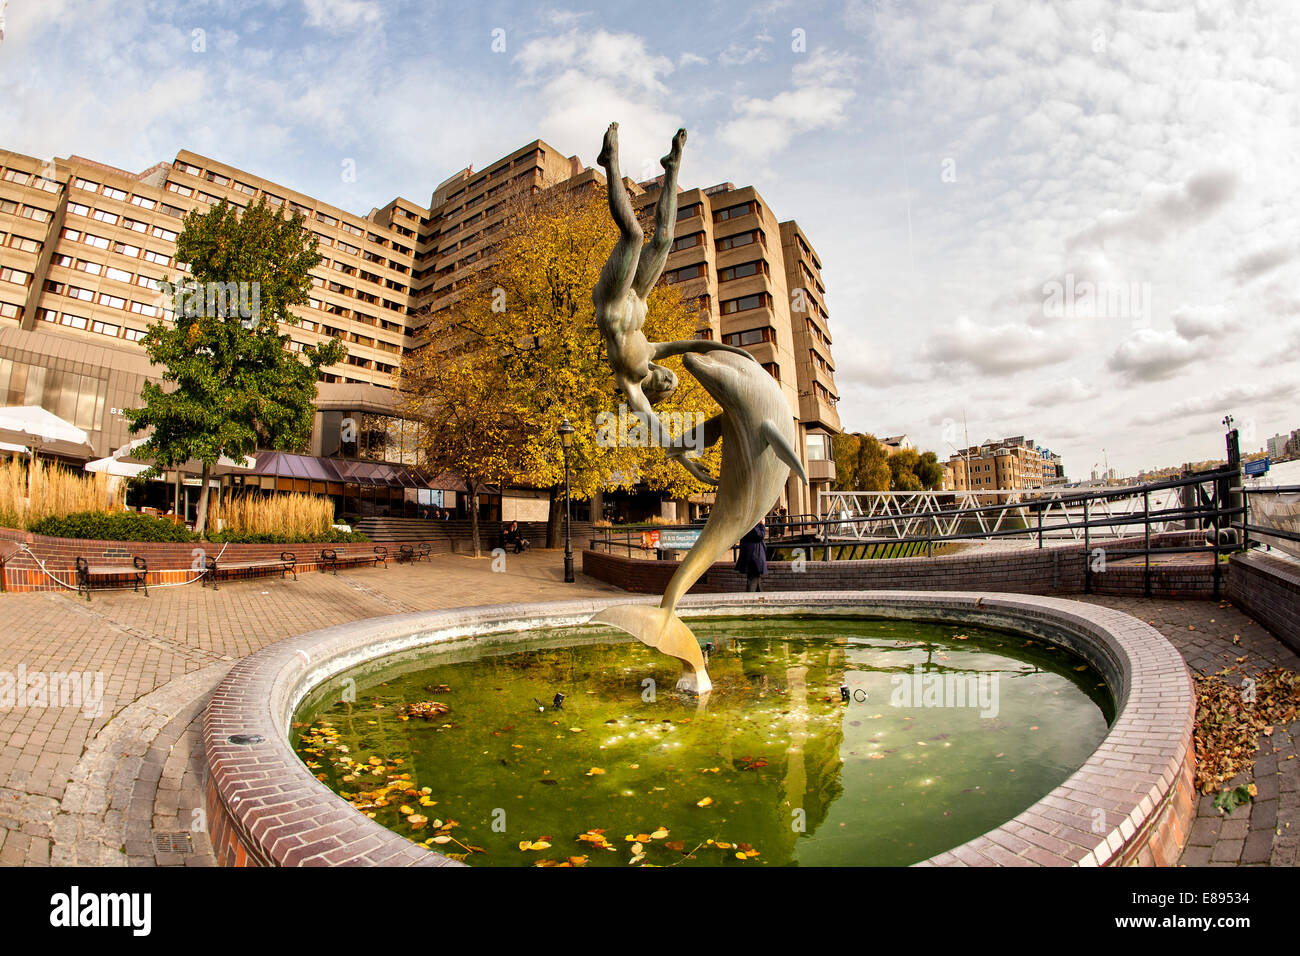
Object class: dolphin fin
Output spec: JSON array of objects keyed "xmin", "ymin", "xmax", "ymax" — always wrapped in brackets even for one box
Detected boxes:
[
  {"xmin": 589, "ymin": 605, "xmax": 711, "ymax": 692},
  {"xmin": 761, "ymin": 421, "xmax": 809, "ymax": 484}
]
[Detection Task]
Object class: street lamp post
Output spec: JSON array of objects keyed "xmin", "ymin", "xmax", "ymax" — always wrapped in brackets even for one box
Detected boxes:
[{"xmin": 558, "ymin": 418, "xmax": 575, "ymax": 583}]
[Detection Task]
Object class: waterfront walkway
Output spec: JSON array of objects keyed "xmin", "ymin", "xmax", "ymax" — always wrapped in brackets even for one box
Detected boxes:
[{"xmin": 0, "ymin": 551, "xmax": 1292, "ymax": 867}]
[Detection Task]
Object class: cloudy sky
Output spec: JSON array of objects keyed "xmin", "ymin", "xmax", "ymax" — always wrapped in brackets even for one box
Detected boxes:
[{"xmin": 2, "ymin": 0, "xmax": 1297, "ymax": 479}]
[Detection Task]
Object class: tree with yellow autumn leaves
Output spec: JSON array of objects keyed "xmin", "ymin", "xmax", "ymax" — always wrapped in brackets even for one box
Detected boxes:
[{"xmin": 401, "ymin": 179, "xmax": 720, "ymax": 554}]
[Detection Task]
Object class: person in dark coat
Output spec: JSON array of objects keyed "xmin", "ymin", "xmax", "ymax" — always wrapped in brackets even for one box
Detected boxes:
[{"xmin": 735, "ymin": 521, "xmax": 767, "ymax": 592}]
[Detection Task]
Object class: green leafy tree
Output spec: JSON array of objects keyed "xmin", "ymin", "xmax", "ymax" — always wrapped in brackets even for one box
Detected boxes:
[
  {"xmin": 402, "ymin": 181, "xmax": 719, "ymax": 548},
  {"xmin": 125, "ymin": 198, "xmax": 346, "ymax": 535},
  {"xmin": 915, "ymin": 450, "xmax": 945, "ymax": 490},
  {"xmin": 888, "ymin": 449, "xmax": 924, "ymax": 491},
  {"xmin": 832, "ymin": 432, "xmax": 890, "ymax": 491}
]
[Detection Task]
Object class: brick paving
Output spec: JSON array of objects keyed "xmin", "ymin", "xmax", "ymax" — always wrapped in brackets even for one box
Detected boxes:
[
  {"xmin": 0, "ymin": 552, "xmax": 1293, "ymax": 867},
  {"xmin": 1080, "ymin": 595, "xmax": 1300, "ymax": 866},
  {"xmin": 0, "ymin": 550, "xmax": 619, "ymax": 866}
]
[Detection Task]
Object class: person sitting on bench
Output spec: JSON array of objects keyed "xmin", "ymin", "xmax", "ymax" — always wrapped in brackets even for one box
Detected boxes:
[{"xmin": 503, "ymin": 520, "xmax": 529, "ymax": 554}]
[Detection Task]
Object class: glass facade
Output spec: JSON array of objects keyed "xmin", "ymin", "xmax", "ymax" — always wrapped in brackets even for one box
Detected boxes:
[
  {"xmin": 320, "ymin": 409, "xmax": 424, "ymax": 465},
  {"xmin": 0, "ymin": 357, "xmax": 107, "ymax": 431}
]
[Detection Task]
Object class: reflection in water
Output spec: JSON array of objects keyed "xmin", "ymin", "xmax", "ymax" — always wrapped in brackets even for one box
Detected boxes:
[{"xmin": 293, "ymin": 616, "xmax": 1110, "ymax": 867}]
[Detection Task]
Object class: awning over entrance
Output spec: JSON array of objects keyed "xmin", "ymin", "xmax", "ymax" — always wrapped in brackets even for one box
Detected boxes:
[{"xmin": 249, "ymin": 452, "xmax": 495, "ymax": 494}]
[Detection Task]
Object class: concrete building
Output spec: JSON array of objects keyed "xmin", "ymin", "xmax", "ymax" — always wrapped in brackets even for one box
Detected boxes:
[
  {"xmin": 1266, "ymin": 430, "xmax": 1299, "ymax": 460},
  {"xmin": 0, "ymin": 139, "xmax": 840, "ymax": 518}
]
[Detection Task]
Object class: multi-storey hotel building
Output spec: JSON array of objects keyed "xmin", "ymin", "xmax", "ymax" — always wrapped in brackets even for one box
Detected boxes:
[{"xmin": 0, "ymin": 139, "xmax": 840, "ymax": 519}]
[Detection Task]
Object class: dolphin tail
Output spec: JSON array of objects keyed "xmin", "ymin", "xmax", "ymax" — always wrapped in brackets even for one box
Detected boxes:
[{"xmin": 589, "ymin": 604, "xmax": 712, "ymax": 694}]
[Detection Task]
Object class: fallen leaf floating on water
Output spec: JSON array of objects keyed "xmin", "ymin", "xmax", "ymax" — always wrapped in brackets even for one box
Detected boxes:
[
  {"xmin": 577, "ymin": 829, "xmax": 616, "ymax": 851},
  {"xmin": 696, "ymin": 797, "xmax": 713, "ymax": 807},
  {"xmin": 519, "ymin": 839, "xmax": 552, "ymax": 851},
  {"xmin": 586, "ymin": 767, "xmax": 605, "ymax": 776},
  {"xmin": 399, "ymin": 701, "xmax": 450, "ymax": 720}
]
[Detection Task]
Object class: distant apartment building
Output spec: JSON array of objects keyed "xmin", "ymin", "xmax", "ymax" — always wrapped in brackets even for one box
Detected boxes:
[
  {"xmin": 0, "ymin": 139, "xmax": 840, "ymax": 518},
  {"xmin": 946, "ymin": 436, "xmax": 1065, "ymax": 492},
  {"xmin": 1266, "ymin": 429, "xmax": 1299, "ymax": 460}
]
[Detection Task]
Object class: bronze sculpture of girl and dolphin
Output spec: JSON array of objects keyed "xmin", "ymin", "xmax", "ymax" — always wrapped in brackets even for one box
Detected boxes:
[{"xmin": 589, "ymin": 122, "xmax": 807, "ymax": 694}]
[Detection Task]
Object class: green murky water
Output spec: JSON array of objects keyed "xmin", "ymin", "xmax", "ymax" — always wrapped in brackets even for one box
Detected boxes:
[{"xmin": 292, "ymin": 616, "xmax": 1112, "ymax": 867}]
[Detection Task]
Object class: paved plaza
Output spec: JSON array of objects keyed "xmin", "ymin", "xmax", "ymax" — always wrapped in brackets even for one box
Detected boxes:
[{"xmin": 0, "ymin": 552, "xmax": 1293, "ymax": 867}]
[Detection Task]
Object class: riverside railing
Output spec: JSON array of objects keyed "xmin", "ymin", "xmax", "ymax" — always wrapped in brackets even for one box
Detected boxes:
[{"xmin": 589, "ymin": 466, "xmax": 1249, "ymax": 599}]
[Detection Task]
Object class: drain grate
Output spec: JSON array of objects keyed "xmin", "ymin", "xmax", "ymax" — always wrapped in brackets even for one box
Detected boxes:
[{"xmin": 153, "ymin": 832, "xmax": 194, "ymax": 855}]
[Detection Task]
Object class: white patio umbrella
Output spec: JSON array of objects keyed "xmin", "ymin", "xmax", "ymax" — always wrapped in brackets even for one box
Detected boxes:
[
  {"xmin": 113, "ymin": 436, "xmax": 256, "ymax": 472},
  {"xmin": 111, "ymin": 436, "xmax": 258, "ymax": 517},
  {"xmin": 85, "ymin": 456, "xmax": 152, "ymax": 478},
  {"xmin": 0, "ymin": 405, "xmax": 94, "ymax": 493}
]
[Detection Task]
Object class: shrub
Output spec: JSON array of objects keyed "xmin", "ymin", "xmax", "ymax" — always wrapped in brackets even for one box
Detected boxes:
[
  {"xmin": 205, "ymin": 529, "xmax": 369, "ymax": 544},
  {"xmin": 29, "ymin": 511, "xmax": 197, "ymax": 542},
  {"xmin": 0, "ymin": 459, "xmax": 125, "ymax": 528},
  {"xmin": 209, "ymin": 491, "xmax": 340, "ymax": 539}
]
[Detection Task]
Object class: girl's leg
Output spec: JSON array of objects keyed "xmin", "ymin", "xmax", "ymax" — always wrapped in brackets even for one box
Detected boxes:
[
  {"xmin": 633, "ymin": 128, "xmax": 687, "ymax": 297},
  {"xmin": 594, "ymin": 123, "xmax": 641, "ymax": 304}
]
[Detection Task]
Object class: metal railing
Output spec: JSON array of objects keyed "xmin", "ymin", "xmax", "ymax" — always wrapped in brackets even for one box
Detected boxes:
[
  {"xmin": 1241, "ymin": 483, "xmax": 1300, "ymax": 559},
  {"xmin": 588, "ymin": 466, "xmax": 1251, "ymax": 598}
]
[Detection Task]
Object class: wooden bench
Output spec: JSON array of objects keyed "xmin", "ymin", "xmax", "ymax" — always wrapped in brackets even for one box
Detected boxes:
[
  {"xmin": 396, "ymin": 542, "xmax": 432, "ymax": 563},
  {"xmin": 319, "ymin": 546, "xmax": 388, "ymax": 574},
  {"xmin": 203, "ymin": 551, "xmax": 296, "ymax": 589},
  {"xmin": 75, "ymin": 555, "xmax": 148, "ymax": 602}
]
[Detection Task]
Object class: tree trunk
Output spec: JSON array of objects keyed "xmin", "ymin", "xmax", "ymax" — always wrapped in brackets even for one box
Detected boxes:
[
  {"xmin": 195, "ymin": 461, "xmax": 213, "ymax": 536},
  {"xmin": 547, "ymin": 486, "xmax": 564, "ymax": 549},
  {"xmin": 466, "ymin": 478, "xmax": 481, "ymax": 558}
]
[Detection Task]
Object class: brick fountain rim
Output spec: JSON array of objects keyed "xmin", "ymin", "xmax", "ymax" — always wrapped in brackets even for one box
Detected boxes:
[{"xmin": 202, "ymin": 590, "xmax": 1195, "ymax": 867}]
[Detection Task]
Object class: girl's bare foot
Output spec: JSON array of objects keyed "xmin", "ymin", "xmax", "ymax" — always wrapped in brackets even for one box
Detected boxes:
[
  {"xmin": 598, "ymin": 122, "xmax": 619, "ymax": 168},
  {"xmin": 661, "ymin": 127, "xmax": 687, "ymax": 170}
]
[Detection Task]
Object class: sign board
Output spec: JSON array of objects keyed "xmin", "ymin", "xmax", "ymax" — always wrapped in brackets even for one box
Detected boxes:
[
  {"xmin": 658, "ymin": 528, "xmax": 702, "ymax": 550},
  {"xmin": 502, "ymin": 493, "xmax": 549, "ymax": 522},
  {"xmin": 1244, "ymin": 457, "xmax": 1270, "ymax": 477}
]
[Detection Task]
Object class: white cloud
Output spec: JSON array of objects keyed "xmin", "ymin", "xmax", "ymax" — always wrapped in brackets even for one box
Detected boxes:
[
  {"xmin": 716, "ymin": 49, "xmax": 858, "ymax": 165},
  {"xmin": 1106, "ymin": 328, "xmax": 1203, "ymax": 382},
  {"xmin": 302, "ymin": 0, "xmax": 383, "ymax": 32},
  {"xmin": 924, "ymin": 315, "xmax": 1077, "ymax": 375}
]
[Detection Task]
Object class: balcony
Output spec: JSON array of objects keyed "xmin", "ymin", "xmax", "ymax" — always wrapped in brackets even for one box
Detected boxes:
[{"xmin": 808, "ymin": 458, "xmax": 836, "ymax": 482}]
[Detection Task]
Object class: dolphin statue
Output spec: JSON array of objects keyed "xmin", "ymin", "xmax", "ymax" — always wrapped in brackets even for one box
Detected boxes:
[{"xmin": 590, "ymin": 348, "xmax": 809, "ymax": 694}]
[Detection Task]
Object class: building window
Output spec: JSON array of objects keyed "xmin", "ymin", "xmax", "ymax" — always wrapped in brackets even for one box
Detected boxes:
[
  {"xmin": 671, "ymin": 232, "xmax": 702, "ymax": 252},
  {"xmin": 676, "ymin": 203, "xmax": 702, "ymax": 221},
  {"xmin": 664, "ymin": 263, "xmax": 704, "ymax": 284},
  {"xmin": 806, "ymin": 434, "xmax": 832, "ymax": 461},
  {"xmin": 718, "ymin": 259, "xmax": 767, "ymax": 283},
  {"xmin": 721, "ymin": 326, "xmax": 775, "ymax": 347},
  {"xmin": 720, "ymin": 292, "xmax": 770, "ymax": 315},
  {"xmin": 716, "ymin": 229, "xmax": 763, "ymax": 251},
  {"xmin": 713, "ymin": 200, "xmax": 757, "ymax": 222}
]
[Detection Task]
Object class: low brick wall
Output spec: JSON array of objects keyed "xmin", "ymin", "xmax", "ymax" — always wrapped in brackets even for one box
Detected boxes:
[
  {"xmin": 582, "ymin": 532, "xmax": 1217, "ymax": 599},
  {"xmin": 1227, "ymin": 551, "xmax": 1300, "ymax": 654},
  {"xmin": 204, "ymin": 592, "xmax": 1195, "ymax": 867}
]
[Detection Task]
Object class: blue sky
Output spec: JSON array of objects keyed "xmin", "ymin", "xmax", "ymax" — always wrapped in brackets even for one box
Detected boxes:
[{"xmin": 2, "ymin": 0, "xmax": 1298, "ymax": 479}]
